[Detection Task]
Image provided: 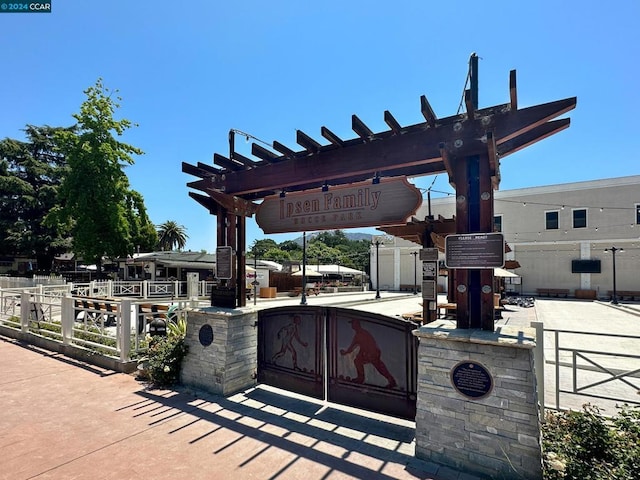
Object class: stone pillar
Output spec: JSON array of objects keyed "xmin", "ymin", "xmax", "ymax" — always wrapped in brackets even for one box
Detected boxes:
[
  {"xmin": 181, "ymin": 307, "xmax": 258, "ymax": 396},
  {"xmin": 413, "ymin": 325, "xmax": 541, "ymax": 479}
]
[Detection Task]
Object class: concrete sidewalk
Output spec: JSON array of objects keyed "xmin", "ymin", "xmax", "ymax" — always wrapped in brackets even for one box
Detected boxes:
[
  {"xmin": 2, "ymin": 294, "xmax": 639, "ymax": 479},
  {"xmin": 0, "ymin": 337, "xmax": 482, "ymax": 480}
]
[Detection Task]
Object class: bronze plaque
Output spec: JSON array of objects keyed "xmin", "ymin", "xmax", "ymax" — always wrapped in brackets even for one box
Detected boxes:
[
  {"xmin": 450, "ymin": 360, "xmax": 493, "ymax": 399},
  {"xmin": 255, "ymin": 178, "xmax": 422, "ymax": 234}
]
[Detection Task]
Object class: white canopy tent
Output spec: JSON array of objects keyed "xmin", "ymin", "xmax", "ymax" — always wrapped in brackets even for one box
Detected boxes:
[{"xmin": 493, "ymin": 267, "xmax": 519, "ymax": 278}]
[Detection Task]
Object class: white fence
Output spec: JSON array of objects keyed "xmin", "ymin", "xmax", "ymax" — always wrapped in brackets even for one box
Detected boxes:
[
  {"xmin": 0, "ymin": 275, "xmax": 66, "ymax": 289},
  {"xmin": 0, "ymin": 287, "xmax": 197, "ymax": 363}
]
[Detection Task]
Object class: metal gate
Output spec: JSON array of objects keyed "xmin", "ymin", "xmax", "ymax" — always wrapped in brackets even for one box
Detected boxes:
[{"xmin": 258, "ymin": 306, "xmax": 419, "ymax": 420}]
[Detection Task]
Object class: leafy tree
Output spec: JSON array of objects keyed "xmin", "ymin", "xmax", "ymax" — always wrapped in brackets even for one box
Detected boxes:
[
  {"xmin": 157, "ymin": 220, "xmax": 189, "ymax": 251},
  {"xmin": 263, "ymin": 247, "xmax": 291, "ymax": 263},
  {"xmin": 0, "ymin": 125, "xmax": 74, "ymax": 271},
  {"xmin": 248, "ymin": 239, "xmax": 278, "ymax": 259},
  {"xmin": 279, "ymin": 240, "xmax": 301, "ymax": 253},
  {"xmin": 314, "ymin": 230, "xmax": 348, "ymax": 248},
  {"xmin": 46, "ymin": 79, "xmax": 156, "ymax": 272}
]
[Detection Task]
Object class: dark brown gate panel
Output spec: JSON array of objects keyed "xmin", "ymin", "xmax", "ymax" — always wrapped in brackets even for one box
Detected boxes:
[
  {"xmin": 258, "ymin": 306, "xmax": 324, "ymax": 399},
  {"xmin": 327, "ymin": 308, "xmax": 418, "ymax": 420}
]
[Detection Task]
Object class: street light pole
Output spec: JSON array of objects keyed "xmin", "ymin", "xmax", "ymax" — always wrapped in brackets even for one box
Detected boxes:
[
  {"xmin": 301, "ymin": 231, "xmax": 307, "ymax": 305},
  {"xmin": 373, "ymin": 240, "xmax": 382, "ymax": 299},
  {"xmin": 253, "ymin": 251, "xmax": 258, "ymax": 306},
  {"xmin": 604, "ymin": 246, "xmax": 623, "ymax": 305},
  {"xmin": 411, "ymin": 251, "xmax": 418, "ymax": 295}
]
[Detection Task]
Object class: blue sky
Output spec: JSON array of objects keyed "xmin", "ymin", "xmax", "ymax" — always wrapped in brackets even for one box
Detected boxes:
[{"xmin": 1, "ymin": 1, "xmax": 638, "ymax": 252}]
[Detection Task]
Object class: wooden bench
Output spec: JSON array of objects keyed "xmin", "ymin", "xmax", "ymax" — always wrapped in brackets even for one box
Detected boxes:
[
  {"xmin": 608, "ymin": 290, "xmax": 640, "ymax": 301},
  {"xmin": 74, "ymin": 298, "xmax": 117, "ymax": 326},
  {"xmin": 536, "ymin": 288, "xmax": 569, "ymax": 298},
  {"xmin": 401, "ymin": 311, "xmax": 423, "ymax": 323},
  {"xmin": 438, "ymin": 303, "xmax": 457, "ymax": 319},
  {"xmin": 138, "ymin": 303, "xmax": 170, "ymax": 333},
  {"xmin": 288, "ymin": 287, "xmax": 320, "ymax": 297}
]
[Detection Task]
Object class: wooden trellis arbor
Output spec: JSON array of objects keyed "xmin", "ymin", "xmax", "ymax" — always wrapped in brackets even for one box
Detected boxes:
[{"xmin": 183, "ymin": 58, "xmax": 575, "ymax": 330}]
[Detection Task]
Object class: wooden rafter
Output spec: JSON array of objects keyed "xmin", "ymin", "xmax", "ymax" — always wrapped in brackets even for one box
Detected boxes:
[
  {"xmin": 352, "ymin": 114, "xmax": 373, "ymax": 141},
  {"xmin": 184, "ymin": 70, "xmax": 576, "ymax": 204},
  {"xmin": 384, "ymin": 110, "xmax": 402, "ymax": 135},
  {"xmin": 296, "ymin": 130, "xmax": 322, "ymax": 153},
  {"xmin": 321, "ymin": 126, "xmax": 344, "ymax": 147},
  {"xmin": 420, "ymin": 95, "xmax": 437, "ymax": 127},
  {"xmin": 252, "ymin": 143, "xmax": 280, "ymax": 163},
  {"xmin": 509, "ymin": 69, "xmax": 518, "ymax": 110},
  {"xmin": 272, "ymin": 140, "xmax": 296, "ymax": 158}
]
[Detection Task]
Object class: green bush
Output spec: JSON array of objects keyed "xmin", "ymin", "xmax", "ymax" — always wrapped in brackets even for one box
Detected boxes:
[
  {"xmin": 542, "ymin": 404, "xmax": 640, "ymax": 479},
  {"xmin": 146, "ymin": 332, "xmax": 188, "ymax": 386}
]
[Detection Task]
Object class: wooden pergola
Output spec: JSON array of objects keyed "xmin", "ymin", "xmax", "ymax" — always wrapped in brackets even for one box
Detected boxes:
[{"xmin": 183, "ymin": 60, "xmax": 575, "ymax": 330}]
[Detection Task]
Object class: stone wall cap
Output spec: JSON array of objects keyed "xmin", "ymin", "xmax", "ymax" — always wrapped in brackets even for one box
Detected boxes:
[
  {"xmin": 197, "ymin": 306, "xmax": 255, "ymax": 316},
  {"xmin": 413, "ymin": 323, "xmax": 537, "ymax": 349}
]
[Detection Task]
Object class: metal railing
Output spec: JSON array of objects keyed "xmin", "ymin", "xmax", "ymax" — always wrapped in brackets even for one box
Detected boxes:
[{"xmin": 544, "ymin": 327, "xmax": 640, "ymax": 411}]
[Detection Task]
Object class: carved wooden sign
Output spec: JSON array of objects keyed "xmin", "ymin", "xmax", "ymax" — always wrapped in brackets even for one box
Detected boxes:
[{"xmin": 256, "ymin": 178, "xmax": 422, "ymax": 234}]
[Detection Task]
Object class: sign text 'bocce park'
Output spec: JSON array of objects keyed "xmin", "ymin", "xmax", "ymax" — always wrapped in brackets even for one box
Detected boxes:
[{"xmin": 256, "ymin": 178, "xmax": 422, "ymax": 234}]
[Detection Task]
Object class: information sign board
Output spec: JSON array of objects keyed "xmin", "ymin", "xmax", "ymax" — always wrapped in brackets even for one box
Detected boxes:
[
  {"xmin": 216, "ymin": 246, "xmax": 233, "ymax": 279},
  {"xmin": 445, "ymin": 233, "xmax": 504, "ymax": 269}
]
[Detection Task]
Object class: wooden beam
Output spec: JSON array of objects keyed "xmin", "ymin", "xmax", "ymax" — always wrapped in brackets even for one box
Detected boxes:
[
  {"xmin": 188, "ymin": 192, "xmax": 221, "ymax": 215},
  {"xmin": 196, "ymin": 162, "xmax": 221, "ymax": 175},
  {"xmin": 230, "ymin": 151, "xmax": 256, "ymax": 168},
  {"xmin": 384, "ymin": 110, "xmax": 402, "ymax": 134},
  {"xmin": 509, "ymin": 70, "xmax": 517, "ymax": 111},
  {"xmin": 439, "ymin": 142, "xmax": 455, "ymax": 188},
  {"xmin": 465, "ymin": 89, "xmax": 475, "ymax": 119},
  {"xmin": 498, "ymin": 118, "xmax": 571, "ymax": 158},
  {"xmin": 321, "ymin": 126, "xmax": 344, "ymax": 147},
  {"xmin": 195, "ymin": 96, "xmax": 575, "ymax": 198},
  {"xmin": 495, "ymin": 97, "xmax": 576, "ymax": 145},
  {"xmin": 213, "ymin": 153, "xmax": 244, "ymax": 171},
  {"xmin": 208, "ymin": 130, "xmax": 444, "ymax": 196},
  {"xmin": 296, "ymin": 129, "xmax": 322, "ymax": 153},
  {"xmin": 420, "ymin": 95, "xmax": 437, "ymax": 127},
  {"xmin": 352, "ymin": 114, "xmax": 374, "ymax": 141},
  {"xmin": 252, "ymin": 143, "xmax": 280, "ymax": 163},
  {"xmin": 486, "ymin": 131, "xmax": 500, "ymax": 189},
  {"xmin": 182, "ymin": 161, "xmax": 220, "ymax": 178},
  {"xmin": 203, "ymin": 188, "xmax": 258, "ymax": 217},
  {"xmin": 272, "ymin": 140, "xmax": 297, "ymax": 158}
]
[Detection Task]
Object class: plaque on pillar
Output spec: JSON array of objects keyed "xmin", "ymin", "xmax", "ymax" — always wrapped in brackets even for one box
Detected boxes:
[
  {"xmin": 421, "ymin": 280, "xmax": 437, "ymax": 300},
  {"xmin": 419, "ymin": 248, "xmax": 438, "ymax": 262}
]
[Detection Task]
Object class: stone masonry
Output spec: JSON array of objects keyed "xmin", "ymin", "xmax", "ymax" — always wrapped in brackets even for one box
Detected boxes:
[
  {"xmin": 412, "ymin": 325, "xmax": 541, "ymax": 479},
  {"xmin": 181, "ymin": 307, "xmax": 258, "ymax": 396}
]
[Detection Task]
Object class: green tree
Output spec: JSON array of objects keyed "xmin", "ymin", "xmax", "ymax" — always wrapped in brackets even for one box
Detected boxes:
[
  {"xmin": 46, "ymin": 79, "xmax": 156, "ymax": 272},
  {"xmin": 0, "ymin": 125, "xmax": 74, "ymax": 271},
  {"xmin": 263, "ymin": 247, "xmax": 291, "ymax": 263},
  {"xmin": 248, "ymin": 239, "xmax": 278, "ymax": 259},
  {"xmin": 157, "ymin": 220, "xmax": 189, "ymax": 251}
]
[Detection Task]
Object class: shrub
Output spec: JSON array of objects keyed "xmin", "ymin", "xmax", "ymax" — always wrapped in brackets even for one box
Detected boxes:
[
  {"xmin": 145, "ymin": 323, "xmax": 188, "ymax": 386},
  {"xmin": 542, "ymin": 403, "xmax": 640, "ymax": 479}
]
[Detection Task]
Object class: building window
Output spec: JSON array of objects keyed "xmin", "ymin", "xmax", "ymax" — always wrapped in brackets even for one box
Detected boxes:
[
  {"xmin": 545, "ymin": 211, "xmax": 559, "ymax": 230},
  {"xmin": 494, "ymin": 215, "xmax": 502, "ymax": 232},
  {"xmin": 573, "ymin": 209, "xmax": 587, "ymax": 229},
  {"xmin": 636, "ymin": 203, "xmax": 640, "ymax": 225}
]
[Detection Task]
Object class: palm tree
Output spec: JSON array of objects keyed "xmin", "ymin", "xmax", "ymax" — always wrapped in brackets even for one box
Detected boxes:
[{"xmin": 156, "ymin": 221, "xmax": 188, "ymax": 251}]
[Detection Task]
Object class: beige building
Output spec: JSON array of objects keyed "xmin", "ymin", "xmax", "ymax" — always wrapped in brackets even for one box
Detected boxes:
[{"xmin": 372, "ymin": 175, "xmax": 640, "ymax": 299}]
